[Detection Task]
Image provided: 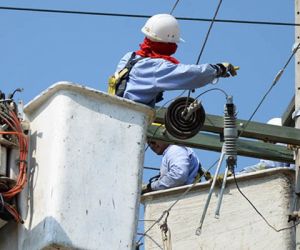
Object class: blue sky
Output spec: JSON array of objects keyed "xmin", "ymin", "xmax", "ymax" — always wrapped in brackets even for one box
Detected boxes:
[{"xmin": 0, "ymin": 0, "xmax": 296, "ymax": 246}]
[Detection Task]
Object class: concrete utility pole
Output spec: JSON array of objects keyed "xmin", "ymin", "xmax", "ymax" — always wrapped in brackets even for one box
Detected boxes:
[{"xmin": 295, "ymin": 1, "xmax": 300, "ymax": 248}]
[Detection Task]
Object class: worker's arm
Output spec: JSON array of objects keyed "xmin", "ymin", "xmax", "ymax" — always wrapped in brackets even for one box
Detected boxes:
[
  {"xmin": 116, "ymin": 53, "xmax": 236, "ymax": 91},
  {"xmin": 153, "ymin": 61, "xmax": 219, "ymax": 91},
  {"xmin": 151, "ymin": 146, "xmax": 190, "ymax": 190}
]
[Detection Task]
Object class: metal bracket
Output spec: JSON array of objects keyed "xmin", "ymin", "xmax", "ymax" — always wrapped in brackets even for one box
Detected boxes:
[
  {"xmin": 292, "ymin": 108, "xmax": 300, "ymax": 120},
  {"xmin": 288, "ymin": 211, "xmax": 300, "ymax": 222}
]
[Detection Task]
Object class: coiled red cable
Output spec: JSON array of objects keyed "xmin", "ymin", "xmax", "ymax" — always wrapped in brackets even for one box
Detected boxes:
[{"xmin": 0, "ymin": 107, "xmax": 28, "ymax": 223}]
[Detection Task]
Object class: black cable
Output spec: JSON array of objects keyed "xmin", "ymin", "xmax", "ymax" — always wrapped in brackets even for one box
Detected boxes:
[
  {"xmin": 233, "ymin": 170, "xmax": 300, "ymax": 232},
  {"xmin": 182, "ymin": 87, "xmax": 228, "ymax": 120},
  {"xmin": 195, "ymin": 0, "xmax": 223, "ymax": 65},
  {"xmin": 0, "ymin": 6, "xmax": 299, "ymax": 27},
  {"xmin": 186, "ymin": 0, "xmax": 223, "ymax": 107},
  {"xmin": 144, "ymin": 166, "xmax": 160, "ymax": 171},
  {"xmin": 170, "ymin": 0, "xmax": 180, "ymax": 15},
  {"xmin": 239, "ymin": 83, "xmax": 274, "ymax": 138},
  {"xmin": 194, "ymin": 87, "xmax": 228, "ymax": 100},
  {"xmin": 178, "ymin": 16, "xmax": 300, "ymax": 27},
  {"xmin": 239, "ymin": 43, "xmax": 300, "ymax": 138}
]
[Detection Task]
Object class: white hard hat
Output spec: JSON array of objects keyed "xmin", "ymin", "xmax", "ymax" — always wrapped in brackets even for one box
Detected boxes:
[
  {"xmin": 141, "ymin": 14, "xmax": 184, "ymax": 43},
  {"xmin": 267, "ymin": 117, "xmax": 282, "ymax": 126}
]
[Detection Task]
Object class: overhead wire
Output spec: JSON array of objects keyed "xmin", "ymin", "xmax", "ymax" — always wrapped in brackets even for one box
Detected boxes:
[
  {"xmin": 239, "ymin": 42, "xmax": 300, "ymax": 138},
  {"xmin": 144, "ymin": 166, "xmax": 160, "ymax": 171},
  {"xmin": 0, "ymin": 6, "xmax": 299, "ymax": 27},
  {"xmin": 185, "ymin": 0, "xmax": 223, "ymax": 111},
  {"xmin": 170, "ymin": 0, "xmax": 180, "ymax": 15},
  {"xmin": 195, "ymin": 0, "xmax": 223, "ymax": 65}
]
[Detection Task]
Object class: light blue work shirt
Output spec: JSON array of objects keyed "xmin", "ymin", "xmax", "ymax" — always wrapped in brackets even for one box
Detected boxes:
[
  {"xmin": 150, "ymin": 145, "xmax": 200, "ymax": 190},
  {"xmin": 239, "ymin": 159, "xmax": 295, "ymax": 174},
  {"xmin": 116, "ymin": 52, "xmax": 219, "ymax": 107}
]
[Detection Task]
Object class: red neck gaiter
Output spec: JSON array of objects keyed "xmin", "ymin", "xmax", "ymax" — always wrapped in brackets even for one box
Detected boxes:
[{"xmin": 135, "ymin": 37, "xmax": 180, "ymax": 64}]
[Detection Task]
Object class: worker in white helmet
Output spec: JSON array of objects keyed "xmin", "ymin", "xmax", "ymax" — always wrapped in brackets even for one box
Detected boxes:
[
  {"xmin": 239, "ymin": 118, "xmax": 295, "ymax": 174},
  {"xmin": 108, "ymin": 13, "xmax": 237, "ymax": 107}
]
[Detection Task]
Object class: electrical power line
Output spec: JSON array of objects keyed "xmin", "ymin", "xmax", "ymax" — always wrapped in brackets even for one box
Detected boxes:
[
  {"xmin": 195, "ymin": 0, "xmax": 223, "ymax": 65},
  {"xmin": 0, "ymin": 6, "xmax": 299, "ymax": 27},
  {"xmin": 170, "ymin": 0, "xmax": 180, "ymax": 15},
  {"xmin": 185, "ymin": 0, "xmax": 223, "ymax": 110},
  {"xmin": 239, "ymin": 42, "xmax": 300, "ymax": 138},
  {"xmin": 144, "ymin": 166, "xmax": 160, "ymax": 171}
]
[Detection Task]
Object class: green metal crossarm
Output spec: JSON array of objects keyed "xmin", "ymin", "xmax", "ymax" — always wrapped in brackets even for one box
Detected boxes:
[
  {"xmin": 147, "ymin": 125, "xmax": 294, "ymax": 163},
  {"xmin": 155, "ymin": 107, "xmax": 300, "ymax": 146}
]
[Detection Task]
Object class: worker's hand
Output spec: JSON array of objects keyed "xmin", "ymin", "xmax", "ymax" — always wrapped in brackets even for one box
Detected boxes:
[
  {"xmin": 214, "ymin": 171, "xmax": 233, "ymax": 186},
  {"xmin": 141, "ymin": 183, "xmax": 152, "ymax": 194},
  {"xmin": 216, "ymin": 174, "xmax": 224, "ymax": 186},
  {"xmin": 209, "ymin": 174, "xmax": 225, "ymax": 186},
  {"xmin": 217, "ymin": 62, "xmax": 238, "ymax": 77}
]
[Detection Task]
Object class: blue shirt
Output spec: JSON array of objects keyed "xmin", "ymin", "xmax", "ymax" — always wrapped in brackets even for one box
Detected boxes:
[
  {"xmin": 150, "ymin": 145, "xmax": 200, "ymax": 190},
  {"xmin": 116, "ymin": 52, "xmax": 219, "ymax": 107}
]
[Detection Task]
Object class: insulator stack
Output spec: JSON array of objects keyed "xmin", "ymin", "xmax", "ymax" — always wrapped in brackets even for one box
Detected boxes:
[{"xmin": 224, "ymin": 96, "xmax": 237, "ymax": 170}]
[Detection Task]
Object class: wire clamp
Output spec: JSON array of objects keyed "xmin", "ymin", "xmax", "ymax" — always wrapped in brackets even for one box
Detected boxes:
[
  {"xmin": 288, "ymin": 211, "xmax": 300, "ymax": 222},
  {"xmin": 292, "ymin": 108, "xmax": 300, "ymax": 120}
]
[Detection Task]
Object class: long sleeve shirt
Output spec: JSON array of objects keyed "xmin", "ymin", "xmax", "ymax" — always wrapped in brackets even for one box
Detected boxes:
[
  {"xmin": 116, "ymin": 52, "xmax": 219, "ymax": 107},
  {"xmin": 150, "ymin": 145, "xmax": 200, "ymax": 190}
]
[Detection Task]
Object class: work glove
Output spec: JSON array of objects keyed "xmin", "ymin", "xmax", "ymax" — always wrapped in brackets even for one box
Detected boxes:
[
  {"xmin": 216, "ymin": 62, "xmax": 238, "ymax": 77},
  {"xmin": 216, "ymin": 175, "xmax": 224, "ymax": 186},
  {"xmin": 141, "ymin": 183, "xmax": 153, "ymax": 194},
  {"xmin": 213, "ymin": 171, "xmax": 233, "ymax": 186}
]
